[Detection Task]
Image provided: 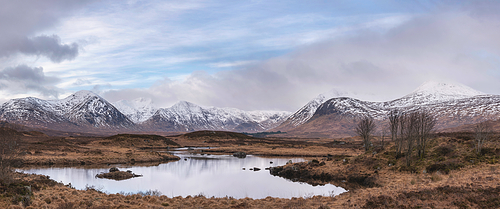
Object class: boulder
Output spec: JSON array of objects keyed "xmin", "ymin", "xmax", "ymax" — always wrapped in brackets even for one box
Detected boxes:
[
  {"xmin": 233, "ymin": 152, "xmax": 247, "ymax": 158},
  {"xmin": 109, "ymin": 167, "xmax": 119, "ymax": 172}
]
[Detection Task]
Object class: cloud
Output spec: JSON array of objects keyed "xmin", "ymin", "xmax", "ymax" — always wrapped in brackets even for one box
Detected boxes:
[
  {"xmin": 0, "ymin": 0, "xmax": 91, "ymax": 61},
  {"xmin": 72, "ymin": 78, "xmax": 92, "ymax": 86},
  {"xmin": 208, "ymin": 60, "xmax": 257, "ymax": 68},
  {"xmin": 0, "ymin": 0, "xmax": 94, "ymax": 100},
  {"xmin": 0, "ymin": 65, "xmax": 61, "ymax": 98},
  {"xmin": 0, "ymin": 35, "xmax": 79, "ymax": 63},
  {"xmin": 102, "ymin": 3, "xmax": 500, "ymax": 112}
]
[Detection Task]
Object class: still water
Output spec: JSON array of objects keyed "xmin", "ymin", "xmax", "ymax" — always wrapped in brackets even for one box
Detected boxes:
[{"xmin": 21, "ymin": 150, "xmax": 346, "ymax": 199}]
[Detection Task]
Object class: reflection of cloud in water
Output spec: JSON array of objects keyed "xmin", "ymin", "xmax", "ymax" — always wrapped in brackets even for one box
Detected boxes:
[{"xmin": 21, "ymin": 153, "xmax": 346, "ymax": 199}]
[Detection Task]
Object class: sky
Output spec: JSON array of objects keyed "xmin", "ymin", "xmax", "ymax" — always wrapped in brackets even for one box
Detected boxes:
[{"xmin": 2, "ymin": 0, "xmax": 500, "ymax": 112}]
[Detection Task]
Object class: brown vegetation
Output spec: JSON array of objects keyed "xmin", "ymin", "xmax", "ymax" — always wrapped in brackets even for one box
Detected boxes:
[
  {"xmin": 2, "ymin": 125, "xmax": 500, "ymax": 208},
  {"xmin": 9, "ymin": 130, "xmax": 180, "ymax": 167},
  {"xmin": 95, "ymin": 168, "xmax": 142, "ymax": 181}
]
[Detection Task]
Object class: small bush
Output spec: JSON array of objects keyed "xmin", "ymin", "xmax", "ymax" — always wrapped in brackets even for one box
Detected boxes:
[
  {"xmin": 399, "ymin": 165, "xmax": 418, "ymax": 173},
  {"xmin": 434, "ymin": 145, "xmax": 455, "ymax": 156},
  {"xmin": 480, "ymin": 148, "xmax": 496, "ymax": 156},
  {"xmin": 431, "ymin": 174, "xmax": 442, "ymax": 182},
  {"xmin": 11, "ymin": 194, "xmax": 31, "ymax": 207},
  {"xmin": 426, "ymin": 161, "xmax": 463, "ymax": 174}
]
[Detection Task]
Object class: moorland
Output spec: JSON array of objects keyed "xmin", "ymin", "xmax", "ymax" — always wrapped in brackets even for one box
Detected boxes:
[{"xmin": 1, "ymin": 120, "xmax": 500, "ymax": 208}]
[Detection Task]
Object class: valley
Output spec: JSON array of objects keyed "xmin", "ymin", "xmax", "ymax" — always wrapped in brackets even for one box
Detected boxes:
[{"xmin": 1, "ymin": 81, "xmax": 500, "ymax": 208}]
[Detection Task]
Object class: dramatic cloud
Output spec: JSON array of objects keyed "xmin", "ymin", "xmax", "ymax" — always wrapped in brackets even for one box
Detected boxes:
[
  {"xmin": 103, "ymin": 4, "xmax": 500, "ymax": 111},
  {"xmin": 0, "ymin": 0, "xmax": 89, "ymax": 60},
  {"xmin": 0, "ymin": 65, "xmax": 60, "ymax": 98},
  {"xmin": 4, "ymin": 1, "xmax": 500, "ymax": 113},
  {"xmin": 0, "ymin": 0, "xmax": 93, "ymax": 100}
]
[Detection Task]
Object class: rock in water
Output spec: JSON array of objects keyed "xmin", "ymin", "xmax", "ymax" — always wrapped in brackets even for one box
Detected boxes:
[{"xmin": 233, "ymin": 152, "xmax": 247, "ymax": 158}]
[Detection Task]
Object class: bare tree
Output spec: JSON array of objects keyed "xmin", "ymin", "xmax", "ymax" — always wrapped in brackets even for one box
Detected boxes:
[
  {"xmin": 356, "ymin": 116, "xmax": 376, "ymax": 152},
  {"xmin": 389, "ymin": 110, "xmax": 402, "ymax": 155},
  {"xmin": 416, "ymin": 110, "xmax": 436, "ymax": 159},
  {"xmin": 474, "ymin": 122, "xmax": 492, "ymax": 154},
  {"xmin": 380, "ymin": 125, "xmax": 388, "ymax": 148},
  {"xmin": 0, "ymin": 127, "xmax": 20, "ymax": 184},
  {"xmin": 399, "ymin": 112, "xmax": 420, "ymax": 167}
]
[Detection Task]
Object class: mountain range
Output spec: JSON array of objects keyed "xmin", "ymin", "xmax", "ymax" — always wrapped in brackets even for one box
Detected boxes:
[
  {"xmin": 0, "ymin": 81, "xmax": 497, "ymax": 136},
  {"xmin": 0, "ymin": 91, "xmax": 291, "ymax": 133},
  {"xmin": 274, "ymin": 81, "xmax": 499, "ymax": 137}
]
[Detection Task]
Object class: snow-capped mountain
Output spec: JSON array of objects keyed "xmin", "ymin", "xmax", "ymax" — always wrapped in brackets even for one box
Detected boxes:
[
  {"xmin": 141, "ymin": 101, "xmax": 291, "ymax": 132},
  {"xmin": 1, "ymin": 81, "xmax": 494, "ymax": 136},
  {"xmin": 0, "ymin": 91, "xmax": 291, "ymax": 133},
  {"xmin": 387, "ymin": 81, "xmax": 485, "ymax": 107},
  {"xmin": 274, "ymin": 81, "xmax": 498, "ymax": 137},
  {"xmin": 113, "ymin": 98, "xmax": 157, "ymax": 123},
  {"xmin": 0, "ymin": 90, "xmax": 134, "ymax": 131},
  {"xmin": 275, "ymin": 88, "xmax": 357, "ymax": 130}
]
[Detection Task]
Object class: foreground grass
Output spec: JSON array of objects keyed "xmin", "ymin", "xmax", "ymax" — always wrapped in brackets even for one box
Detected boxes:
[{"xmin": 267, "ymin": 132, "xmax": 500, "ymax": 208}]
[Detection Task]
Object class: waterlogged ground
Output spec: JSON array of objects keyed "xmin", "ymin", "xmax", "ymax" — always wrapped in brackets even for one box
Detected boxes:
[{"xmin": 21, "ymin": 151, "xmax": 346, "ymax": 199}]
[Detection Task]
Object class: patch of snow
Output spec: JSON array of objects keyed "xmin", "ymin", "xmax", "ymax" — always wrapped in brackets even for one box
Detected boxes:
[{"xmin": 113, "ymin": 98, "xmax": 157, "ymax": 123}]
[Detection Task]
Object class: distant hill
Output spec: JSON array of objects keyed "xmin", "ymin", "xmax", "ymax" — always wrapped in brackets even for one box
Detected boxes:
[{"xmin": 274, "ymin": 81, "xmax": 500, "ymax": 138}]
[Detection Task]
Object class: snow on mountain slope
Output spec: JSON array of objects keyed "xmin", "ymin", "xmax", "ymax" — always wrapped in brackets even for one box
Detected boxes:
[
  {"xmin": 60, "ymin": 91, "xmax": 134, "ymax": 128},
  {"xmin": 274, "ymin": 88, "xmax": 367, "ymax": 130},
  {"xmin": 275, "ymin": 81, "xmax": 491, "ymax": 133},
  {"xmin": 279, "ymin": 81, "xmax": 499, "ymax": 137},
  {"xmin": 313, "ymin": 97, "xmax": 386, "ymax": 120},
  {"xmin": 113, "ymin": 98, "xmax": 157, "ymax": 123},
  {"xmin": 0, "ymin": 92, "xmax": 289, "ymax": 133},
  {"xmin": 387, "ymin": 81, "xmax": 486, "ymax": 107},
  {"xmin": 312, "ymin": 81, "xmax": 491, "ymax": 121},
  {"xmin": 0, "ymin": 97, "xmax": 67, "ymax": 125},
  {"xmin": 0, "ymin": 90, "xmax": 134, "ymax": 130},
  {"xmin": 142, "ymin": 101, "xmax": 291, "ymax": 132}
]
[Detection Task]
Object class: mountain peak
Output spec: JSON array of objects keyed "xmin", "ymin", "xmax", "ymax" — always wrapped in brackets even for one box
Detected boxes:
[
  {"xmin": 169, "ymin": 101, "xmax": 203, "ymax": 113},
  {"xmin": 65, "ymin": 90, "xmax": 100, "ymax": 100},
  {"xmin": 410, "ymin": 81, "xmax": 484, "ymax": 97},
  {"xmin": 388, "ymin": 81, "xmax": 485, "ymax": 107},
  {"xmin": 172, "ymin": 101, "xmax": 197, "ymax": 108},
  {"xmin": 113, "ymin": 97, "xmax": 157, "ymax": 123}
]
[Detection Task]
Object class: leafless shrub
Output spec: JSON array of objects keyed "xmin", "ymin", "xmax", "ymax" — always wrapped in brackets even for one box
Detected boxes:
[
  {"xmin": 389, "ymin": 109, "xmax": 435, "ymax": 166},
  {"xmin": 389, "ymin": 110, "xmax": 402, "ymax": 155},
  {"xmin": 379, "ymin": 124, "xmax": 388, "ymax": 148},
  {"xmin": 415, "ymin": 110, "xmax": 436, "ymax": 159},
  {"xmin": 356, "ymin": 116, "xmax": 376, "ymax": 152},
  {"xmin": 474, "ymin": 122, "xmax": 492, "ymax": 154}
]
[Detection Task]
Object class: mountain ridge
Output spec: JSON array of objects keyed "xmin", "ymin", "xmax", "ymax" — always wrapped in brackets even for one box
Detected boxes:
[
  {"xmin": 141, "ymin": 101, "xmax": 291, "ymax": 133},
  {"xmin": 273, "ymin": 81, "xmax": 497, "ymax": 137},
  {"xmin": 0, "ymin": 92, "xmax": 291, "ymax": 133},
  {"xmin": 0, "ymin": 81, "xmax": 495, "ymax": 136},
  {"xmin": 0, "ymin": 90, "xmax": 134, "ymax": 131}
]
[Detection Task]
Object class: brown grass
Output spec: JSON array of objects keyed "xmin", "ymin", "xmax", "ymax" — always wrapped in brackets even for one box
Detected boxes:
[{"xmin": 4, "ymin": 130, "xmax": 500, "ymax": 208}]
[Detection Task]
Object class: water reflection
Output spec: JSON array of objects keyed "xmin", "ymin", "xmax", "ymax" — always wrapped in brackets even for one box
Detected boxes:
[{"xmin": 21, "ymin": 152, "xmax": 346, "ymax": 199}]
